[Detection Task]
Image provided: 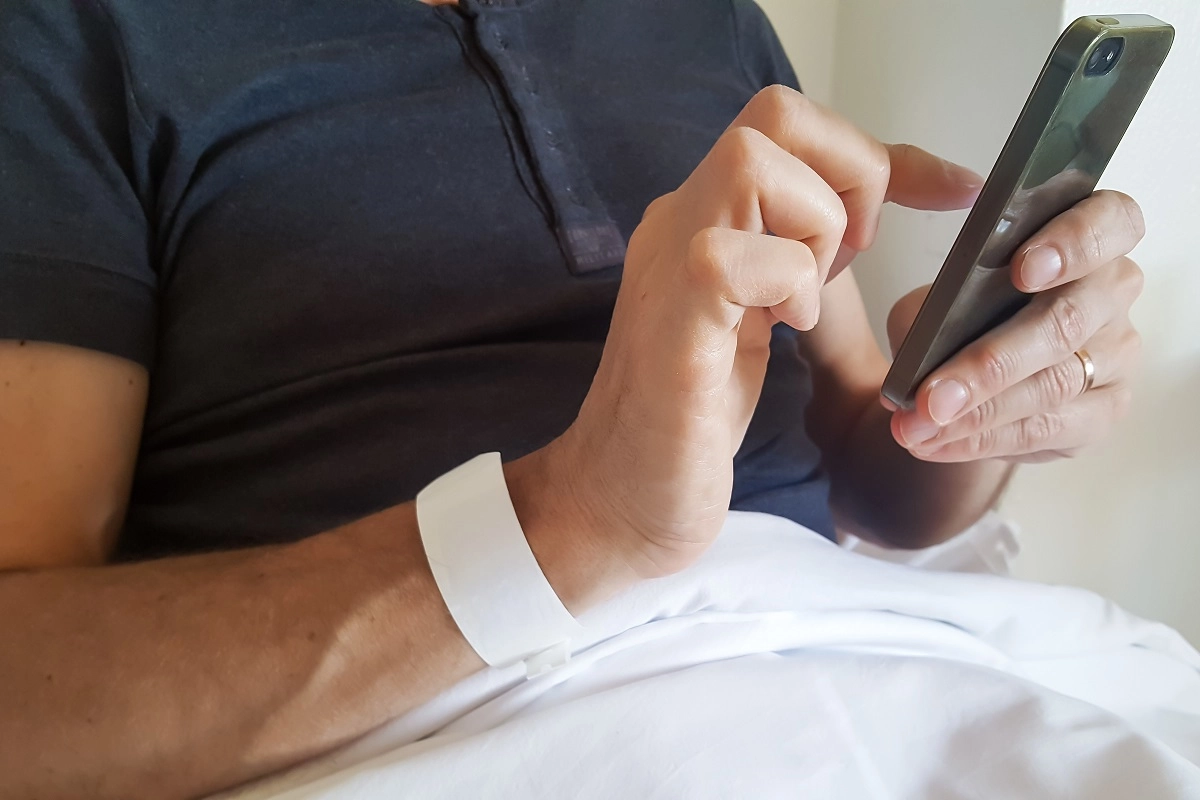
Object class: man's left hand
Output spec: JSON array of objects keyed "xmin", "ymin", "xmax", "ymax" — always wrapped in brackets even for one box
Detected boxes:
[{"xmin": 888, "ymin": 189, "xmax": 1146, "ymax": 464}]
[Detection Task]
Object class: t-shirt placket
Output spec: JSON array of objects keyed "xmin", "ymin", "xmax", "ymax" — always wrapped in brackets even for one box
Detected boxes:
[{"xmin": 462, "ymin": 0, "xmax": 627, "ymax": 275}]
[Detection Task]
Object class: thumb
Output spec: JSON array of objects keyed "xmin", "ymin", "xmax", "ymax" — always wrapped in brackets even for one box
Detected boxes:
[
  {"xmin": 885, "ymin": 143, "xmax": 983, "ymax": 212},
  {"xmin": 886, "ymin": 284, "xmax": 931, "ymax": 358}
]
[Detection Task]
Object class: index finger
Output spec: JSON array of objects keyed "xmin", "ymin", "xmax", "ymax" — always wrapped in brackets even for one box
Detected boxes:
[
  {"xmin": 884, "ymin": 143, "xmax": 984, "ymax": 211},
  {"xmin": 730, "ymin": 86, "xmax": 983, "ymax": 253},
  {"xmin": 1011, "ymin": 190, "xmax": 1146, "ymax": 292}
]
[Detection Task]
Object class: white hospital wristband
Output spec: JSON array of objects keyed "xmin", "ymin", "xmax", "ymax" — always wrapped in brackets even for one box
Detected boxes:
[{"xmin": 416, "ymin": 452, "xmax": 583, "ymax": 678}]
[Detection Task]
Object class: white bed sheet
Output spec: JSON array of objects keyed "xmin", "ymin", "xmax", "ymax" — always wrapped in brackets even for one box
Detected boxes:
[{"xmin": 218, "ymin": 512, "xmax": 1200, "ymax": 799}]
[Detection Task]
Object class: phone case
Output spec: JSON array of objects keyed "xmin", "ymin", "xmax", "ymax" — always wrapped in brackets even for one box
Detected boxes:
[{"xmin": 881, "ymin": 15, "xmax": 1174, "ymax": 410}]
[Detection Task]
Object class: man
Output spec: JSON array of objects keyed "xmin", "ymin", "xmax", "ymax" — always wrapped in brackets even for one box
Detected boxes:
[{"xmin": 0, "ymin": 0, "xmax": 1145, "ymax": 797}]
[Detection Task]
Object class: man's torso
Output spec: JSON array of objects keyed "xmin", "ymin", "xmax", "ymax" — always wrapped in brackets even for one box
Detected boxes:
[{"xmin": 2, "ymin": 0, "xmax": 833, "ymax": 557}]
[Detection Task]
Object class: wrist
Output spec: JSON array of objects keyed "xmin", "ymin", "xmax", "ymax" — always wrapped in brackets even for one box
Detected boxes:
[{"xmin": 503, "ymin": 440, "xmax": 641, "ymax": 615}]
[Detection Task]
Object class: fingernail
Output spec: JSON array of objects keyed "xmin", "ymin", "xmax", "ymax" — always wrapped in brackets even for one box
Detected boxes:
[
  {"xmin": 1019, "ymin": 245, "xmax": 1063, "ymax": 290},
  {"xmin": 928, "ymin": 379, "xmax": 969, "ymax": 424},
  {"xmin": 902, "ymin": 415, "xmax": 941, "ymax": 446},
  {"xmin": 959, "ymin": 168, "xmax": 985, "ymax": 189}
]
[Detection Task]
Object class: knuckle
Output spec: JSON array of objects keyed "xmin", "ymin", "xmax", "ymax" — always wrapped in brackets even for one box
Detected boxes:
[
  {"xmin": 869, "ymin": 141, "xmax": 893, "ymax": 189},
  {"xmin": 1044, "ymin": 294, "xmax": 1090, "ymax": 353},
  {"xmin": 964, "ymin": 428, "xmax": 995, "ymax": 459},
  {"xmin": 641, "ymin": 193, "xmax": 673, "ymax": 224},
  {"xmin": 720, "ymin": 126, "xmax": 768, "ymax": 180},
  {"xmin": 975, "ymin": 344, "xmax": 1021, "ymax": 392},
  {"xmin": 868, "ymin": 161, "xmax": 891, "ymax": 219},
  {"xmin": 961, "ymin": 397, "xmax": 996, "ymax": 433},
  {"xmin": 684, "ymin": 228, "xmax": 731, "ymax": 291},
  {"xmin": 1058, "ymin": 207, "xmax": 1105, "ymax": 265},
  {"xmin": 791, "ymin": 248, "xmax": 819, "ymax": 292},
  {"xmin": 754, "ymin": 83, "xmax": 797, "ymax": 113},
  {"xmin": 1082, "ymin": 214, "xmax": 1109, "ymax": 262},
  {"xmin": 747, "ymin": 85, "xmax": 803, "ymax": 133},
  {"xmin": 756, "ymin": 85, "xmax": 809, "ymax": 148},
  {"xmin": 777, "ymin": 248, "xmax": 820, "ymax": 325},
  {"xmin": 1111, "ymin": 190, "xmax": 1147, "ymax": 241},
  {"xmin": 776, "ymin": 296, "xmax": 817, "ymax": 331},
  {"xmin": 827, "ymin": 198, "xmax": 850, "ymax": 238},
  {"xmin": 1019, "ymin": 413, "xmax": 1061, "ymax": 451},
  {"xmin": 721, "ymin": 125, "xmax": 758, "ymax": 157},
  {"xmin": 854, "ymin": 141, "xmax": 892, "ymax": 204},
  {"xmin": 1044, "ymin": 360, "xmax": 1080, "ymax": 405}
]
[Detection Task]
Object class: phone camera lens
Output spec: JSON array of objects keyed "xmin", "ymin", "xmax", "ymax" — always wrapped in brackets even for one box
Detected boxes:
[{"xmin": 1085, "ymin": 37, "xmax": 1125, "ymax": 76}]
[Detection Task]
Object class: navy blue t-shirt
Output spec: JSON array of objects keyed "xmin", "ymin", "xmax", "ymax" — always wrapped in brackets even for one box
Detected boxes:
[{"xmin": 0, "ymin": 0, "xmax": 834, "ymax": 558}]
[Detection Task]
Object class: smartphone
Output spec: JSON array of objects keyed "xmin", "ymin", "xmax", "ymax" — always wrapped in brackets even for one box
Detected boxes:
[{"xmin": 881, "ymin": 15, "xmax": 1174, "ymax": 410}]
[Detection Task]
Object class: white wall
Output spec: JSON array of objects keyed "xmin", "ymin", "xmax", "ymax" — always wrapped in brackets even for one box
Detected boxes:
[
  {"xmin": 763, "ymin": 1, "xmax": 1200, "ymax": 643},
  {"xmin": 831, "ymin": 0, "xmax": 1065, "ymax": 343},
  {"xmin": 755, "ymin": 0, "xmax": 838, "ymax": 105},
  {"xmin": 1011, "ymin": 0, "xmax": 1200, "ymax": 642}
]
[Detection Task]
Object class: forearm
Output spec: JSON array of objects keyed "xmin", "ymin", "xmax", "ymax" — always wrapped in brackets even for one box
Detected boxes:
[
  {"xmin": 798, "ymin": 271, "xmax": 1013, "ymax": 550},
  {"xmin": 828, "ymin": 400, "xmax": 1013, "ymax": 548},
  {"xmin": 0, "ymin": 450, "xmax": 627, "ymax": 800},
  {"xmin": 1, "ymin": 503, "xmax": 470, "ymax": 799}
]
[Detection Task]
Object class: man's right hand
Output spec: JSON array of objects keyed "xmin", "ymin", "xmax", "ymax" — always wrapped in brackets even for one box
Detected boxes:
[{"xmin": 537, "ymin": 86, "xmax": 984, "ymax": 580}]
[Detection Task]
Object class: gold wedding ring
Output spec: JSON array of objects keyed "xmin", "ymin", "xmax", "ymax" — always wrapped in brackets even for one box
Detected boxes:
[{"xmin": 1075, "ymin": 349, "xmax": 1096, "ymax": 395}]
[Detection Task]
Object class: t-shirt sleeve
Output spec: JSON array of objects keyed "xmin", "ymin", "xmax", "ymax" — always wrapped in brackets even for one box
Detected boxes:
[
  {"xmin": 731, "ymin": 0, "xmax": 802, "ymax": 93},
  {"xmin": 0, "ymin": 0, "xmax": 157, "ymax": 367}
]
